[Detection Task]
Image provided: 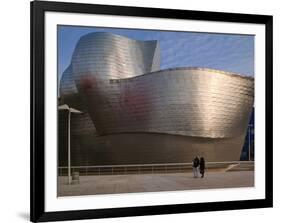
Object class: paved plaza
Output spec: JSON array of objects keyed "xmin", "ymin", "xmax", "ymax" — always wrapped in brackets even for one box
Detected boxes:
[{"xmin": 58, "ymin": 171, "xmax": 254, "ymax": 197}]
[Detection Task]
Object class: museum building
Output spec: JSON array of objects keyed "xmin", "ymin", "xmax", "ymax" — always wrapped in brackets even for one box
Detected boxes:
[{"xmin": 59, "ymin": 32, "xmax": 254, "ymax": 166}]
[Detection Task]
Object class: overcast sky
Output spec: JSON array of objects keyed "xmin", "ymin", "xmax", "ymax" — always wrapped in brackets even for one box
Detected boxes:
[{"xmin": 58, "ymin": 25, "xmax": 254, "ymax": 80}]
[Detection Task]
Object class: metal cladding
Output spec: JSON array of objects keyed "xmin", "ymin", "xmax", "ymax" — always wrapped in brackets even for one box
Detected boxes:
[
  {"xmin": 59, "ymin": 32, "xmax": 254, "ymax": 164},
  {"xmin": 77, "ymin": 68, "xmax": 254, "ymax": 138},
  {"xmin": 60, "ymin": 64, "xmax": 77, "ymax": 96},
  {"xmin": 72, "ymin": 32, "xmax": 160, "ymax": 80}
]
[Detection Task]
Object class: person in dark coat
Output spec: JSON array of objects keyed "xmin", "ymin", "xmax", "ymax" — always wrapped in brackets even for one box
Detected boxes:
[{"xmin": 199, "ymin": 157, "xmax": 205, "ymax": 178}]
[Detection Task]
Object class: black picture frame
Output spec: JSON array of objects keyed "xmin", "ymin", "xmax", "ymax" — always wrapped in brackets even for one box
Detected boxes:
[{"xmin": 30, "ymin": 0, "xmax": 273, "ymax": 222}]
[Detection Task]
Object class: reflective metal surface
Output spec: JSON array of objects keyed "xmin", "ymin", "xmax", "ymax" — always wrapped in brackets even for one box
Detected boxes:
[
  {"xmin": 59, "ymin": 32, "xmax": 254, "ymax": 164},
  {"xmin": 72, "ymin": 32, "xmax": 160, "ymax": 80},
  {"xmin": 60, "ymin": 64, "xmax": 77, "ymax": 96},
  {"xmin": 76, "ymin": 67, "xmax": 253, "ymax": 138}
]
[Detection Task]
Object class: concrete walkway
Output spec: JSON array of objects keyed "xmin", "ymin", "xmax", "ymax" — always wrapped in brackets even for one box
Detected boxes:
[{"xmin": 58, "ymin": 171, "xmax": 254, "ymax": 197}]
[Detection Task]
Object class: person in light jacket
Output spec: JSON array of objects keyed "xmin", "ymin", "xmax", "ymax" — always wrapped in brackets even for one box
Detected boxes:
[{"xmin": 192, "ymin": 156, "xmax": 200, "ymax": 178}]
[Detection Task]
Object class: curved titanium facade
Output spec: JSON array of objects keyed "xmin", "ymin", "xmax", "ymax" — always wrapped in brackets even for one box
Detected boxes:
[
  {"xmin": 59, "ymin": 32, "xmax": 254, "ymax": 165},
  {"xmin": 77, "ymin": 68, "xmax": 253, "ymax": 138},
  {"xmin": 60, "ymin": 64, "xmax": 77, "ymax": 96},
  {"xmin": 72, "ymin": 32, "xmax": 160, "ymax": 80}
]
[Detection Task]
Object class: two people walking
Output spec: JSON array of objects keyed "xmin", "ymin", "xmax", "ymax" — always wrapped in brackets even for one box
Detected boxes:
[{"xmin": 192, "ymin": 156, "xmax": 205, "ymax": 178}]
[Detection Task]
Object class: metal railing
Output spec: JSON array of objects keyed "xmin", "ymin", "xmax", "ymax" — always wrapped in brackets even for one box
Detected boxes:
[{"xmin": 58, "ymin": 161, "xmax": 254, "ymax": 176}]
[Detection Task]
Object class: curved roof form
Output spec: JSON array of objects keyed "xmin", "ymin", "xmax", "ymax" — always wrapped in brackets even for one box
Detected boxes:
[
  {"xmin": 71, "ymin": 32, "xmax": 160, "ymax": 81},
  {"xmin": 60, "ymin": 32, "xmax": 254, "ymax": 139}
]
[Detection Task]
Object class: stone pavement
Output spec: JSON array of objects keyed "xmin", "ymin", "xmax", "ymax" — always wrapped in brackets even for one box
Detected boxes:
[{"xmin": 58, "ymin": 171, "xmax": 254, "ymax": 197}]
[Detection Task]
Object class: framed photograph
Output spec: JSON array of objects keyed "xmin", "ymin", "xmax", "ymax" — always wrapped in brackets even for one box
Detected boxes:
[{"xmin": 30, "ymin": 0, "xmax": 273, "ymax": 222}]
